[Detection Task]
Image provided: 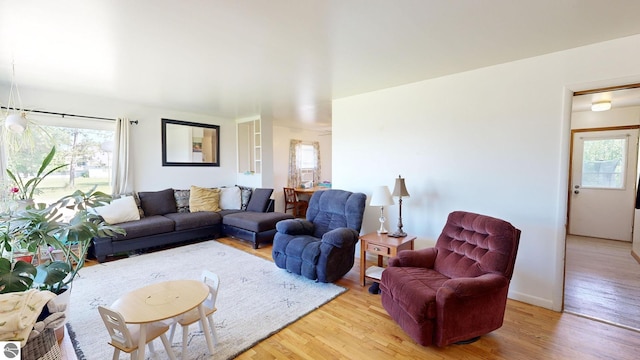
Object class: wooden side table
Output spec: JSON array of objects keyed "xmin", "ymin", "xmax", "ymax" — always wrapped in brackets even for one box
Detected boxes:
[{"xmin": 360, "ymin": 232, "xmax": 416, "ymax": 286}]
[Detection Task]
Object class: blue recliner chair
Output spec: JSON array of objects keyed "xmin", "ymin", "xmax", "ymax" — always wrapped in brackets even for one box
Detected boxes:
[{"xmin": 272, "ymin": 189, "xmax": 366, "ymax": 282}]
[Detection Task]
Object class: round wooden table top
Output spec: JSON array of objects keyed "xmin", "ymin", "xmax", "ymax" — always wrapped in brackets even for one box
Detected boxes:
[{"xmin": 111, "ymin": 279, "xmax": 209, "ymax": 324}]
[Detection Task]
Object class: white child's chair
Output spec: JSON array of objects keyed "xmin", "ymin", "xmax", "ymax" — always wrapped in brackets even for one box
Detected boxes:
[
  {"xmin": 98, "ymin": 305, "xmax": 176, "ymax": 360},
  {"xmin": 169, "ymin": 270, "xmax": 220, "ymax": 359}
]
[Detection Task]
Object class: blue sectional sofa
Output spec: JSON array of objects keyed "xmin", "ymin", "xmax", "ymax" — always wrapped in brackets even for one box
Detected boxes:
[{"xmin": 91, "ymin": 187, "xmax": 293, "ymax": 262}]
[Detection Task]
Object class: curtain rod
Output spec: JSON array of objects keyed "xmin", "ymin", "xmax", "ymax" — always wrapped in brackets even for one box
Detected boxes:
[{"xmin": 0, "ymin": 106, "xmax": 138, "ymax": 124}]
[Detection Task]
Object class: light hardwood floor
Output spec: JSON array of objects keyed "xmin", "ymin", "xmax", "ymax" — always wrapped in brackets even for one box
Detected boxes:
[
  {"xmin": 564, "ymin": 235, "xmax": 640, "ymax": 331},
  {"xmin": 62, "ymin": 237, "xmax": 640, "ymax": 359}
]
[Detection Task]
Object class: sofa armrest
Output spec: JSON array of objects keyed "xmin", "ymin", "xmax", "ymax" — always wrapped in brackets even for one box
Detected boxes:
[
  {"xmin": 388, "ymin": 247, "xmax": 437, "ymax": 268},
  {"xmin": 275, "ymin": 219, "xmax": 315, "ymax": 235},
  {"xmin": 321, "ymin": 228, "xmax": 359, "ymax": 248},
  {"xmin": 439, "ymin": 273, "xmax": 509, "ymax": 298}
]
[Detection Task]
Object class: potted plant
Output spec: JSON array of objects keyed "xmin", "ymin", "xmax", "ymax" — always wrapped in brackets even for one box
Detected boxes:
[
  {"xmin": 5, "ymin": 146, "xmax": 67, "ymax": 203},
  {"xmin": 0, "ymin": 186, "xmax": 125, "ymax": 294}
]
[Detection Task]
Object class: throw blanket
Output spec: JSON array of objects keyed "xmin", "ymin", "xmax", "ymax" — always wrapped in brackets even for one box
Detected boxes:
[{"xmin": 0, "ymin": 289, "xmax": 58, "ymax": 346}]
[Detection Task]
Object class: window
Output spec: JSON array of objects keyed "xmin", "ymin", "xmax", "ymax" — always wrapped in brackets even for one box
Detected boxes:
[
  {"xmin": 298, "ymin": 144, "xmax": 315, "ymax": 183},
  {"xmin": 6, "ymin": 116, "xmax": 115, "ymax": 205},
  {"xmin": 581, "ymin": 137, "xmax": 626, "ymax": 189},
  {"xmin": 288, "ymin": 140, "xmax": 321, "ymax": 188}
]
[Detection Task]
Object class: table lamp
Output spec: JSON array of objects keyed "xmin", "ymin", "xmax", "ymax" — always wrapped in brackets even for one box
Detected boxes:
[
  {"xmin": 389, "ymin": 175, "xmax": 410, "ymax": 238},
  {"xmin": 370, "ymin": 186, "xmax": 394, "ymax": 234}
]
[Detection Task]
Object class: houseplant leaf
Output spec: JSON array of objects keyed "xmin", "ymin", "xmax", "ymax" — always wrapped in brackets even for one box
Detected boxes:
[
  {"xmin": 0, "ymin": 258, "xmax": 37, "ymax": 293},
  {"xmin": 35, "ymin": 261, "xmax": 71, "ymax": 293}
]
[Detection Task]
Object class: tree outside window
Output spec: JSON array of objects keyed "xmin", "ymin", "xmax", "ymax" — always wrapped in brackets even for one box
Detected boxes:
[{"xmin": 6, "ymin": 124, "xmax": 115, "ymax": 205}]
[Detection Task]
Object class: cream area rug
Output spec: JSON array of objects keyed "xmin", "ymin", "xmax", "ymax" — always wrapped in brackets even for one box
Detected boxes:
[{"xmin": 67, "ymin": 240, "xmax": 346, "ymax": 359}]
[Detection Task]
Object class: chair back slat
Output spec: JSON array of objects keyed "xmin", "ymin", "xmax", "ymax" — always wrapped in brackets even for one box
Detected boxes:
[
  {"xmin": 201, "ymin": 270, "xmax": 220, "ymax": 310},
  {"xmin": 98, "ymin": 306, "xmax": 135, "ymax": 350}
]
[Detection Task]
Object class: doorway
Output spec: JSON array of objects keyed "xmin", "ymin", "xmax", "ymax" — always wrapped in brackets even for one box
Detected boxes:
[
  {"xmin": 568, "ymin": 128, "xmax": 638, "ymax": 241},
  {"xmin": 564, "ymin": 87, "xmax": 640, "ymax": 330}
]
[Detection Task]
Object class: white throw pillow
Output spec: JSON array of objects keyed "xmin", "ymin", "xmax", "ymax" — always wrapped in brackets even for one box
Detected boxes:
[
  {"xmin": 219, "ymin": 186, "xmax": 242, "ymax": 210},
  {"xmin": 95, "ymin": 196, "xmax": 141, "ymax": 224}
]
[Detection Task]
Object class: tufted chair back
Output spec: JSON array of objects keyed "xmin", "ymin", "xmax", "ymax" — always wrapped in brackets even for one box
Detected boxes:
[
  {"xmin": 433, "ymin": 211, "xmax": 520, "ymax": 280},
  {"xmin": 306, "ymin": 189, "xmax": 366, "ymax": 238}
]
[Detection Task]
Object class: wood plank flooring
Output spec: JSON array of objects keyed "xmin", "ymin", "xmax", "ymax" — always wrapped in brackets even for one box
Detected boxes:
[
  {"xmin": 62, "ymin": 237, "xmax": 640, "ymax": 359},
  {"xmin": 564, "ymin": 235, "xmax": 640, "ymax": 331}
]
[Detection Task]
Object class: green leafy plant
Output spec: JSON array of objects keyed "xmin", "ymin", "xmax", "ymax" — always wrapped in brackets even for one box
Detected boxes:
[
  {"xmin": 5, "ymin": 146, "xmax": 67, "ymax": 200},
  {"xmin": 0, "ymin": 186, "xmax": 125, "ymax": 294}
]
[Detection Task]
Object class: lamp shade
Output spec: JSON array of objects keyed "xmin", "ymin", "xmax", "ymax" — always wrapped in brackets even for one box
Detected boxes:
[
  {"xmin": 392, "ymin": 175, "xmax": 410, "ymax": 197},
  {"xmin": 5, "ymin": 112, "xmax": 27, "ymax": 133},
  {"xmin": 370, "ymin": 186, "xmax": 394, "ymax": 206}
]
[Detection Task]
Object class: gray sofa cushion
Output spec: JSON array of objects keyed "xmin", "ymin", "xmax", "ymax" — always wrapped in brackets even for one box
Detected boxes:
[
  {"xmin": 246, "ymin": 188, "xmax": 273, "ymax": 212},
  {"xmin": 164, "ymin": 212, "xmax": 222, "ymax": 231},
  {"xmin": 223, "ymin": 212, "xmax": 293, "ymax": 232},
  {"xmin": 139, "ymin": 188, "xmax": 177, "ymax": 216},
  {"xmin": 112, "ymin": 215, "xmax": 175, "ymax": 241}
]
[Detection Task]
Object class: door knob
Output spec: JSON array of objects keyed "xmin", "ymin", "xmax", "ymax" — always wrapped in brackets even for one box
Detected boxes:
[{"xmin": 574, "ymin": 190, "xmax": 579, "ymax": 194}]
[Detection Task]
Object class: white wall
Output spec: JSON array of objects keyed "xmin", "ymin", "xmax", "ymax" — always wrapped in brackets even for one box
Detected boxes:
[
  {"xmin": 332, "ymin": 34, "xmax": 640, "ymax": 311},
  {"xmin": 272, "ymin": 126, "xmax": 332, "ymax": 212},
  {"xmin": 0, "ymin": 85, "xmax": 237, "ymax": 191}
]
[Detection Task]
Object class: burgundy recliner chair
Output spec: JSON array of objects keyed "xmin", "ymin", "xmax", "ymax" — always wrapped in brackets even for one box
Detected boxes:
[{"xmin": 380, "ymin": 211, "xmax": 521, "ymax": 347}]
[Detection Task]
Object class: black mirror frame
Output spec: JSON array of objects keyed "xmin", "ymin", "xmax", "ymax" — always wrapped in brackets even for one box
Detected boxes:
[{"xmin": 161, "ymin": 118, "xmax": 220, "ymax": 167}]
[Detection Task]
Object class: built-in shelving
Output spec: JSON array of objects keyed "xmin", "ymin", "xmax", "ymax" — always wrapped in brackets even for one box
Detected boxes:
[{"xmin": 237, "ymin": 119, "xmax": 262, "ymax": 174}]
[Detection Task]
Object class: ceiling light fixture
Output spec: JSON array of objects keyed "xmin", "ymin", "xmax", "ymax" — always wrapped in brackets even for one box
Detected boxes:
[{"xmin": 591, "ymin": 100, "xmax": 611, "ymax": 112}]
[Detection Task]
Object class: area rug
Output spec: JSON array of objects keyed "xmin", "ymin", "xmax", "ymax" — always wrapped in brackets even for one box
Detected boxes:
[{"xmin": 67, "ymin": 240, "xmax": 347, "ymax": 359}]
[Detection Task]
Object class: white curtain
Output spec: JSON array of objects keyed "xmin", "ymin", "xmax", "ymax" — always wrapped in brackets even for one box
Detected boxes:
[
  {"xmin": 0, "ymin": 128, "xmax": 7, "ymax": 186},
  {"xmin": 111, "ymin": 118, "xmax": 132, "ymax": 195}
]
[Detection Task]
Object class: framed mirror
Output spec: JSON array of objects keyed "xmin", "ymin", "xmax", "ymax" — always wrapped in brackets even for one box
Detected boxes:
[{"xmin": 162, "ymin": 118, "xmax": 220, "ymax": 166}]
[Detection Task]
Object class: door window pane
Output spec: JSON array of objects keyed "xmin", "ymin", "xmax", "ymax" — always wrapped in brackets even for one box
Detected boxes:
[{"xmin": 581, "ymin": 137, "xmax": 626, "ymax": 189}]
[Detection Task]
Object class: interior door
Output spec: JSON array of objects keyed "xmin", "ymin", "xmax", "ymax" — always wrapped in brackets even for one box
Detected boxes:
[{"xmin": 569, "ymin": 129, "xmax": 639, "ymax": 241}]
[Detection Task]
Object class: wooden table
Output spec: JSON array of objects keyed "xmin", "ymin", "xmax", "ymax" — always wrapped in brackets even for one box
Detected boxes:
[
  {"xmin": 111, "ymin": 279, "xmax": 214, "ymax": 360},
  {"xmin": 359, "ymin": 232, "xmax": 416, "ymax": 286},
  {"xmin": 294, "ymin": 186, "xmax": 328, "ymax": 197}
]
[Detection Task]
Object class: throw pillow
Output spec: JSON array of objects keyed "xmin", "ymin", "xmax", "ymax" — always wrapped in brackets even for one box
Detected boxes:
[
  {"xmin": 94, "ymin": 196, "xmax": 141, "ymax": 224},
  {"xmin": 138, "ymin": 188, "xmax": 177, "ymax": 216},
  {"xmin": 189, "ymin": 186, "xmax": 221, "ymax": 212},
  {"xmin": 237, "ymin": 185, "xmax": 253, "ymax": 211},
  {"xmin": 114, "ymin": 192, "xmax": 145, "ymax": 218},
  {"xmin": 246, "ymin": 188, "xmax": 273, "ymax": 212},
  {"xmin": 219, "ymin": 186, "xmax": 242, "ymax": 210},
  {"xmin": 174, "ymin": 189, "xmax": 191, "ymax": 213}
]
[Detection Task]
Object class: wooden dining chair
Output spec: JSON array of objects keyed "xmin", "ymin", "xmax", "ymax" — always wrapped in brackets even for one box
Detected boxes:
[
  {"xmin": 169, "ymin": 271, "xmax": 220, "ymax": 360},
  {"xmin": 283, "ymin": 187, "xmax": 308, "ymax": 218},
  {"xmin": 98, "ymin": 306, "xmax": 176, "ymax": 360}
]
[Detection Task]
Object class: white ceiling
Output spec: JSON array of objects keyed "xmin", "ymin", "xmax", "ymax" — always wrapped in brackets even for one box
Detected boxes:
[{"xmin": 3, "ymin": 1, "xmax": 640, "ymax": 130}]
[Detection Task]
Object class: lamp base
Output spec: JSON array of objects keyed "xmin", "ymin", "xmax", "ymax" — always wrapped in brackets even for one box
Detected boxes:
[
  {"xmin": 388, "ymin": 231, "xmax": 407, "ymax": 238},
  {"xmin": 377, "ymin": 207, "xmax": 388, "ymax": 234}
]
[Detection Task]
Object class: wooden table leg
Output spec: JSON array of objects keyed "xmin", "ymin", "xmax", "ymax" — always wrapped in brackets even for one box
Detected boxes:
[
  {"xmin": 360, "ymin": 241, "xmax": 366, "ymax": 286},
  {"xmin": 137, "ymin": 324, "xmax": 147, "ymax": 360}
]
